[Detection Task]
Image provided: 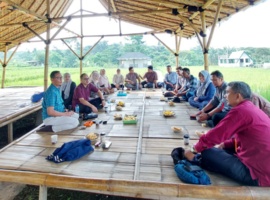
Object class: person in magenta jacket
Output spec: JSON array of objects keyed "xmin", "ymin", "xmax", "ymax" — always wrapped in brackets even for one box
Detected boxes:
[{"xmin": 185, "ymin": 81, "xmax": 270, "ymax": 186}]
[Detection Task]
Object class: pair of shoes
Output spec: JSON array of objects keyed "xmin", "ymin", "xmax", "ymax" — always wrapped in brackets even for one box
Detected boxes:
[
  {"xmin": 171, "ymin": 147, "xmax": 186, "ymax": 165},
  {"xmin": 172, "ymin": 96, "xmax": 181, "ymax": 103}
]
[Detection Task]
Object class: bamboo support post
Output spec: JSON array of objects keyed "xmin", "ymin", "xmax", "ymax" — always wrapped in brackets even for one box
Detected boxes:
[
  {"xmin": 6, "ymin": 44, "xmax": 20, "ymax": 65},
  {"xmin": 61, "ymin": 39, "xmax": 80, "ymax": 59},
  {"xmin": 8, "ymin": 122, "xmax": 13, "ymax": 143},
  {"xmin": 195, "ymin": 31, "xmax": 203, "ymax": 50},
  {"xmin": 200, "ymin": 11, "xmax": 208, "ymax": 71},
  {"xmin": 177, "ymin": 31, "xmax": 183, "ymax": 54},
  {"xmin": 119, "ymin": 18, "xmax": 122, "ymax": 35},
  {"xmin": 206, "ymin": 0, "xmax": 223, "ymax": 50},
  {"xmin": 0, "ymin": 59, "xmax": 3, "ymax": 66},
  {"xmin": 177, "ymin": 14, "xmax": 201, "ymax": 34},
  {"xmin": 39, "ymin": 185, "xmax": 47, "ymax": 200},
  {"xmin": 175, "ymin": 35, "xmax": 178, "ymax": 67},
  {"xmin": 83, "ymin": 37, "xmax": 104, "ymax": 58},
  {"xmin": 80, "ymin": 0, "xmax": 83, "ymax": 75},
  {"xmin": 24, "ymin": 26, "xmax": 46, "ymax": 43},
  {"xmin": 44, "ymin": 0, "xmax": 50, "ymax": 91},
  {"xmin": 50, "ymin": 18, "xmax": 71, "ymax": 41},
  {"xmin": 1, "ymin": 44, "xmax": 8, "ymax": 89},
  {"xmin": 151, "ymin": 34, "xmax": 175, "ymax": 55}
]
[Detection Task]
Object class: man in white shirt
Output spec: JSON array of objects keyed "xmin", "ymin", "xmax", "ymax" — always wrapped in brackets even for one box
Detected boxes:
[{"xmin": 111, "ymin": 68, "xmax": 124, "ymax": 90}]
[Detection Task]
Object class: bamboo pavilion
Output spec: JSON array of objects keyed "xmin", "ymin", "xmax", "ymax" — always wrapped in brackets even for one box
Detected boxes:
[{"xmin": 0, "ymin": 0, "xmax": 269, "ymax": 200}]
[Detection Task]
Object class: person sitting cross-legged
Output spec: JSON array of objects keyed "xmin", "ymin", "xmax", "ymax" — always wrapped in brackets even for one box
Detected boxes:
[
  {"xmin": 99, "ymin": 69, "xmax": 114, "ymax": 94},
  {"xmin": 175, "ymin": 68, "xmax": 198, "ymax": 101},
  {"xmin": 160, "ymin": 65, "xmax": 178, "ymax": 91},
  {"xmin": 60, "ymin": 73, "xmax": 76, "ymax": 109},
  {"xmin": 196, "ymin": 70, "xmax": 231, "ymax": 128},
  {"xmin": 182, "ymin": 81, "xmax": 270, "ymax": 187},
  {"xmin": 41, "ymin": 71, "xmax": 79, "ymax": 133},
  {"xmin": 125, "ymin": 66, "xmax": 141, "ymax": 90},
  {"xmin": 164, "ymin": 67, "xmax": 186, "ymax": 97},
  {"xmin": 72, "ymin": 73, "xmax": 106, "ymax": 114},
  {"xmin": 140, "ymin": 65, "xmax": 158, "ymax": 88},
  {"xmin": 188, "ymin": 70, "xmax": 215, "ymax": 110},
  {"xmin": 111, "ymin": 68, "xmax": 124, "ymax": 90}
]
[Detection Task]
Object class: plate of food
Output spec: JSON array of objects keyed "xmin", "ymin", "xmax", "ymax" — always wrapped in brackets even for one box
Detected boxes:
[
  {"xmin": 163, "ymin": 110, "xmax": 175, "ymax": 117},
  {"xmin": 172, "ymin": 126, "xmax": 183, "ymax": 133},
  {"xmin": 85, "ymin": 132, "xmax": 99, "ymax": 144},
  {"xmin": 160, "ymin": 96, "xmax": 166, "ymax": 101},
  {"xmin": 115, "ymin": 106, "xmax": 122, "ymax": 111},
  {"xmin": 123, "ymin": 114, "xmax": 137, "ymax": 124},
  {"xmin": 168, "ymin": 101, "xmax": 175, "ymax": 106},
  {"xmin": 114, "ymin": 113, "xmax": 122, "ymax": 120},
  {"xmin": 145, "ymin": 94, "xmax": 151, "ymax": 98},
  {"xmin": 117, "ymin": 101, "xmax": 125, "ymax": 107},
  {"xmin": 111, "ymin": 99, "xmax": 115, "ymax": 103}
]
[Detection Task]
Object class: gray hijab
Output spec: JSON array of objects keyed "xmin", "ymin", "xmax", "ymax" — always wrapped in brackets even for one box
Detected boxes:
[
  {"xmin": 196, "ymin": 70, "xmax": 211, "ymax": 97},
  {"xmin": 60, "ymin": 73, "xmax": 72, "ymax": 99}
]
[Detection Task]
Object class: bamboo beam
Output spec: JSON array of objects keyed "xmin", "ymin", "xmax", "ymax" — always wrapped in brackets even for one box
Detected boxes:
[
  {"xmin": 6, "ymin": 44, "xmax": 20, "ymax": 65},
  {"xmin": 50, "ymin": 18, "xmax": 71, "ymax": 41},
  {"xmin": 206, "ymin": 0, "xmax": 223, "ymax": 50},
  {"xmin": 1, "ymin": 0, "xmax": 47, "ymax": 21},
  {"xmin": 61, "ymin": 39, "xmax": 80, "ymax": 59},
  {"xmin": 151, "ymin": 34, "xmax": 175, "ymax": 55},
  {"xmin": 1, "ymin": 44, "xmax": 8, "ymax": 89},
  {"xmin": 195, "ymin": 31, "xmax": 203, "ymax": 50},
  {"xmin": 80, "ymin": 0, "xmax": 83, "ymax": 75},
  {"xmin": 200, "ymin": 11, "xmax": 207, "ymax": 49},
  {"xmin": 175, "ymin": 34, "xmax": 179, "ymax": 68},
  {"xmin": 119, "ymin": 18, "xmax": 122, "ymax": 35},
  {"xmin": 23, "ymin": 25, "xmax": 46, "ymax": 43},
  {"xmin": 202, "ymin": 0, "xmax": 218, "ymax": 9},
  {"xmin": 83, "ymin": 37, "xmax": 104, "ymax": 58},
  {"xmin": 177, "ymin": 14, "xmax": 201, "ymax": 34},
  {"xmin": 0, "ymin": 40, "xmax": 20, "ymax": 43},
  {"xmin": 177, "ymin": 31, "xmax": 183, "ymax": 54},
  {"xmin": 44, "ymin": 0, "xmax": 50, "ymax": 91},
  {"xmin": 39, "ymin": 185, "xmax": 47, "ymax": 200},
  {"xmin": 110, "ymin": 0, "xmax": 117, "ymax": 12},
  {"xmin": 0, "ymin": 20, "xmax": 44, "ymax": 28},
  {"xmin": 0, "ymin": 59, "xmax": 3, "ymax": 66}
]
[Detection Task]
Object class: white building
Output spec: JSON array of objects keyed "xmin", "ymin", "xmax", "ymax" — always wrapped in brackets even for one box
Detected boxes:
[
  {"xmin": 218, "ymin": 51, "xmax": 254, "ymax": 67},
  {"xmin": 117, "ymin": 52, "xmax": 152, "ymax": 68}
]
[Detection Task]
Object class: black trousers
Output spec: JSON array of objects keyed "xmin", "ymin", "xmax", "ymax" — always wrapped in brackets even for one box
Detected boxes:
[
  {"xmin": 207, "ymin": 111, "xmax": 228, "ymax": 127},
  {"xmin": 111, "ymin": 84, "xmax": 124, "ymax": 89},
  {"xmin": 79, "ymin": 97, "xmax": 103, "ymax": 114},
  {"xmin": 200, "ymin": 148, "xmax": 259, "ymax": 186}
]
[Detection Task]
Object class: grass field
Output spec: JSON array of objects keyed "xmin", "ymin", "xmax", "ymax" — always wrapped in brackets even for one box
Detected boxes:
[{"xmin": 1, "ymin": 66, "xmax": 270, "ymax": 100}]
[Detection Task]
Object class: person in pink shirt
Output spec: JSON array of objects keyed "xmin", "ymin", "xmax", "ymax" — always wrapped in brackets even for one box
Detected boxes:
[
  {"xmin": 98, "ymin": 69, "xmax": 114, "ymax": 94},
  {"xmin": 184, "ymin": 81, "xmax": 270, "ymax": 186}
]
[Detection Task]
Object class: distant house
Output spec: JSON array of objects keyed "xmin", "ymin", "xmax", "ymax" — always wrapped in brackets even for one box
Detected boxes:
[
  {"xmin": 218, "ymin": 51, "xmax": 253, "ymax": 67},
  {"xmin": 117, "ymin": 52, "xmax": 152, "ymax": 68},
  {"xmin": 26, "ymin": 61, "xmax": 44, "ymax": 67}
]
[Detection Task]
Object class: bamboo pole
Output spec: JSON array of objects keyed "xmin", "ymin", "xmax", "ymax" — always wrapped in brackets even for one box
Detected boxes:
[
  {"xmin": 1, "ymin": 44, "xmax": 8, "ymax": 89},
  {"xmin": 44, "ymin": 0, "xmax": 50, "ymax": 91},
  {"xmin": 177, "ymin": 31, "xmax": 183, "ymax": 54},
  {"xmin": 0, "ymin": 40, "xmax": 20, "ymax": 43},
  {"xmin": 177, "ymin": 14, "xmax": 201, "ymax": 34},
  {"xmin": 151, "ymin": 34, "xmax": 175, "ymax": 55},
  {"xmin": 175, "ymin": 34, "xmax": 178, "ymax": 68},
  {"xmin": 0, "ymin": 59, "xmax": 3, "ymax": 66},
  {"xmin": 206, "ymin": 0, "xmax": 223, "ymax": 50},
  {"xmin": 50, "ymin": 18, "xmax": 71, "ymax": 41},
  {"xmin": 80, "ymin": 0, "xmax": 83, "ymax": 75},
  {"xmin": 61, "ymin": 39, "xmax": 80, "ymax": 59},
  {"xmin": 6, "ymin": 44, "xmax": 20, "ymax": 65},
  {"xmin": 119, "ymin": 18, "xmax": 122, "ymax": 35},
  {"xmin": 83, "ymin": 37, "xmax": 104, "ymax": 58},
  {"xmin": 195, "ymin": 31, "xmax": 203, "ymax": 50},
  {"xmin": 0, "ymin": 20, "xmax": 45, "ymax": 28},
  {"xmin": 24, "ymin": 25, "xmax": 46, "ymax": 43},
  {"xmin": 200, "ymin": 11, "xmax": 207, "ymax": 49},
  {"xmin": 8, "ymin": 122, "xmax": 13, "ymax": 143}
]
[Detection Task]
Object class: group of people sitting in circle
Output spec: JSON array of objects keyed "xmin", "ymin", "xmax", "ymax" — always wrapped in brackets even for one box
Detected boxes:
[{"xmin": 40, "ymin": 65, "xmax": 270, "ymax": 187}]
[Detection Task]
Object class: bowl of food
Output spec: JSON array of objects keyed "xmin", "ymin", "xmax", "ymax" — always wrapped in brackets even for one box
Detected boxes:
[
  {"xmin": 163, "ymin": 111, "xmax": 175, "ymax": 117},
  {"xmin": 145, "ymin": 95, "xmax": 150, "ymax": 98},
  {"xmin": 114, "ymin": 113, "xmax": 122, "ymax": 120},
  {"xmin": 160, "ymin": 97, "xmax": 165, "ymax": 101},
  {"xmin": 116, "ymin": 106, "xmax": 122, "ymax": 111},
  {"xmin": 117, "ymin": 101, "xmax": 125, "ymax": 107},
  {"xmin": 172, "ymin": 126, "xmax": 183, "ymax": 133},
  {"xmin": 111, "ymin": 99, "xmax": 115, "ymax": 103},
  {"xmin": 123, "ymin": 115, "xmax": 137, "ymax": 124},
  {"xmin": 85, "ymin": 132, "xmax": 99, "ymax": 144},
  {"xmin": 168, "ymin": 101, "xmax": 175, "ymax": 106}
]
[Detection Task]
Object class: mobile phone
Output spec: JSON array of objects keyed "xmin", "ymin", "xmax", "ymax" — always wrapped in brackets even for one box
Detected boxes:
[
  {"xmin": 184, "ymin": 165, "xmax": 203, "ymax": 172},
  {"xmin": 103, "ymin": 141, "xmax": 112, "ymax": 149}
]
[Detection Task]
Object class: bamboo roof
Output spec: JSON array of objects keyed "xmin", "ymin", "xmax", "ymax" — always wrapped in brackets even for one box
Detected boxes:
[
  {"xmin": 0, "ymin": 0, "xmax": 74, "ymax": 52},
  {"xmin": 99, "ymin": 0, "xmax": 262, "ymax": 38}
]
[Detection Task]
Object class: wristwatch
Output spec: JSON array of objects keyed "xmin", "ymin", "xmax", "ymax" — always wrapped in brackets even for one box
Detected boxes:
[{"xmin": 101, "ymin": 99, "xmax": 105, "ymax": 101}]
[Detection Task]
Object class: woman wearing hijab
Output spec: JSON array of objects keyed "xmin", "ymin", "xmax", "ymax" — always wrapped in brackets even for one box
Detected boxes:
[
  {"xmin": 90, "ymin": 71, "xmax": 102, "ymax": 98},
  {"xmin": 111, "ymin": 68, "xmax": 124, "ymax": 90},
  {"xmin": 188, "ymin": 70, "xmax": 215, "ymax": 110},
  {"xmin": 99, "ymin": 69, "xmax": 114, "ymax": 94},
  {"xmin": 61, "ymin": 73, "xmax": 76, "ymax": 109}
]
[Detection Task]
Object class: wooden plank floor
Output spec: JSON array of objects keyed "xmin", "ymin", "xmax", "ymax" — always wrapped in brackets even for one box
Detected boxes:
[
  {"xmin": 0, "ymin": 86, "xmax": 43, "ymax": 125},
  {"xmin": 0, "ymin": 89, "xmax": 249, "ymax": 199}
]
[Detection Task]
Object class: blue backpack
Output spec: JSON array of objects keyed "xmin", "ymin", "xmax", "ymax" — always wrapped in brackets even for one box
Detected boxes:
[{"xmin": 175, "ymin": 160, "xmax": 211, "ymax": 185}]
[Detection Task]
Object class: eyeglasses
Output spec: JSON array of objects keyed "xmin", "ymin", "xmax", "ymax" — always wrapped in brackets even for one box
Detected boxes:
[
  {"xmin": 55, "ymin": 77, "xmax": 63, "ymax": 80},
  {"xmin": 83, "ymin": 78, "xmax": 90, "ymax": 81}
]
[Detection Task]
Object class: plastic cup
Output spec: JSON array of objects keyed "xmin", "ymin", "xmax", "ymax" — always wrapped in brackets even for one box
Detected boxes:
[{"xmin": 51, "ymin": 135, "xmax": 58, "ymax": 144}]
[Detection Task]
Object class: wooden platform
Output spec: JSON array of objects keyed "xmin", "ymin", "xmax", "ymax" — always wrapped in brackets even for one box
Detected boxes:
[{"xmin": 0, "ymin": 89, "xmax": 269, "ymax": 200}]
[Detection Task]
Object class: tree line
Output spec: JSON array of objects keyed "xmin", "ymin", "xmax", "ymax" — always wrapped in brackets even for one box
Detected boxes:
[{"xmin": 4, "ymin": 35, "xmax": 270, "ymax": 68}]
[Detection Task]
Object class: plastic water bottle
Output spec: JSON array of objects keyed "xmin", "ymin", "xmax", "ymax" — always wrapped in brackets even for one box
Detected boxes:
[
  {"xmin": 75, "ymin": 104, "xmax": 79, "ymax": 114},
  {"xmin": 136, "ymin": 83, "xmax": 139, "ymax": 90},
  {"xmin": 107, "ymin": 98, "xmax": 111, "ymax": 112},
  {"xmin": 153, "ymin": 83, "xmax": 155, "ymax": 90}
]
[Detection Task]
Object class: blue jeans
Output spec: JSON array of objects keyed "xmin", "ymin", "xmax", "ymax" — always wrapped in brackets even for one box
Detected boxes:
[
  {"xmin": 181, "ymin": 91, "xmax": 194, "ymax": 101},
  {"xmin": 188, "ymin": 96, "xmax": 209, "ymax": 110},
  {"xmin": 141, "ymin": 81, "xmax": 154, "ymax": 88},
  {"xmin": 200, "ymin": 148, "xmax": 259, "ymax": 186}
]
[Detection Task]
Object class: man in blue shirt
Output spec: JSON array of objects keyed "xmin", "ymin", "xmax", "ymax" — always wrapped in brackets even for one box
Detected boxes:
[
  {"xmin": 40, "ymin": 71, "xmax": 79, "ymax": 132},
  {"xmin": 163, "ymin": 65, "xmax": 178, "ymax": 91}
]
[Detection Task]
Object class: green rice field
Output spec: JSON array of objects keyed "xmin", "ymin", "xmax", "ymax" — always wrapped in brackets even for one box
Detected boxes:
[{"xmin": 1, "ymin": 66, "xmax": 270, "ymax": 100}]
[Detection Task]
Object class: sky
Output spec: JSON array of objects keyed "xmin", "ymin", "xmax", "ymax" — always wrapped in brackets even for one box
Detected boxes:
[{"xmin": 16, "ymin": 0, "xmax": 270, "ymax": 52}]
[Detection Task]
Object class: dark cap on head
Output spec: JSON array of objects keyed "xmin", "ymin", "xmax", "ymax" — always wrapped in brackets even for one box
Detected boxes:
[{"xmin": 148, "ymin": 65, "xmax": 153, "ymax": 70}]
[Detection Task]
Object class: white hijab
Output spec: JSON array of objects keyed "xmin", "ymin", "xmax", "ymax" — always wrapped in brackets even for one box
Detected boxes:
[{"xmin": 60, "ymin": 73, "xmax": 72, "ymax": 99}]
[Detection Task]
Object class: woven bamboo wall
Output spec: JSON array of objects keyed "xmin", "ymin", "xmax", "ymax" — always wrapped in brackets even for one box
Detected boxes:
[{"xmin": 0, "ymin": 0, "xmax": 74, "ymax": 52}]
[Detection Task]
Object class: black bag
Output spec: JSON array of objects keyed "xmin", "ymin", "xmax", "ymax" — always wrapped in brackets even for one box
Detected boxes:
[
  {"xmin": 171, "ymin": 147, "xmax": 186, "ymax": 165},
  {"xmin": 82, "ymin": 113, "xmax": 98, "ymax": 120}
]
